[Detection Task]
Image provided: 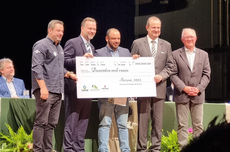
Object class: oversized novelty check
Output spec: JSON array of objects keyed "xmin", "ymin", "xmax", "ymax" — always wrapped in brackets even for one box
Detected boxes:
[{"xmin": 76, "ymin": 57, "xmax": 156, "ymax": 98}]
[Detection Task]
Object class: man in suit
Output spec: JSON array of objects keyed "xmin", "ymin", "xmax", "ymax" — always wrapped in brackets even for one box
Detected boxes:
[
  {"xmin": 131, "ymin": 16, "xmax": 174, "ymax": 152},
  {"xmin": 95, "ymin": 28, "xmax": 131, "ymax": 152},
  {"xmin": 63, "ymin": 17, "xmax": 96, "ymax": 152},
  {"xmin": 170, "ymin": 28, "xmax": 211, "ymax": 149},
  {"xmin": 0, "ymin": 58, "xmax": 29, "ymax": 98}
]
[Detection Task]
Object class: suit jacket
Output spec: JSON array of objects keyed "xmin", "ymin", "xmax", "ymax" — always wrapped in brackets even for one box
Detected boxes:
[
  {"xmin": 0, "ymin": 76, "xmax": 29, "ymax": 98},
  {"xmin": 95, "ymin": 46, "xmax": 131, "ymax": 57},
  {"xmin": 64, "ymin": 36, "xmax": 95, "ymax": 95},
  {"xmin": 170, "ymin": 47, "xmax": 211, "ymax": 103},
  {"xmin": 131, "ymin": 36, "xmax": 174, "ymax": 99},
  {"xmin": 64, "ymin": 36, "xmax": 95, "ymax": 73}
]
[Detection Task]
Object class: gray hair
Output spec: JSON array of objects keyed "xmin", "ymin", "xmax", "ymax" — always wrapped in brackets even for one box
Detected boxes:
[
  {"xmin": 47, "ymin": 20, "xmax": 64, "ymax": 32},
  {"xmin": 146, "ymin": 16, "xmax": 161, "ymax": 26},
  {"xmin": 81, "ymin": 17, "xmax": 97, "ymax": 27},
  {"xmin": 0, "ymin": 58, "xmax": 13, "ymax": 75},
  {"xmin": 181, "ymin": 28, "xmax": 197, "ymax": 38}
]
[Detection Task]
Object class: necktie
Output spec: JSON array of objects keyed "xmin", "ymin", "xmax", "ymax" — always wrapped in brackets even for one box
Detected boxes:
[
  {"xmin": 86, "ymin": 43, "xmax": 91, "ymax": 53},
  {"xmin": 151, "ymin": 40, "xmax": 156, "ymax": 58}
]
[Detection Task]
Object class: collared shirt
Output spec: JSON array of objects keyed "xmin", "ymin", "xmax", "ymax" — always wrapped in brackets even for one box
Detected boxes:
[
  {"xmin": 2, "ymin": 76, "xmax": 17, "ymax": 97},
  {"xmin": 81, "ymin": 35, "xmax": 92, "ymax": 54},
  {"xmin": 185, "ymin": 47, "xmax": 196, "ymax": 71},
  {"xmin": 147, "ymin": 35, "xmax": 158, "ymax": 55},
  {"xmin": 107, "ymin": 45, "xmax": 120, "ymax": 57},
  {"xmin": 32, "ymin": 36, "xmax": 67, "ymax": 94}
]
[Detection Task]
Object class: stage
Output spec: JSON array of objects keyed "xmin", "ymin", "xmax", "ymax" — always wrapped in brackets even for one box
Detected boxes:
[{"xmin": 0, "ymin": 98, "xmax": 227, "ymax": 152}]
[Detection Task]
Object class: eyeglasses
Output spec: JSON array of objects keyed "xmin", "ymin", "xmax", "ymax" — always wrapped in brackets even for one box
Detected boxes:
[{"xmin": 183, "ymin": 36, "xmax": 196, "ymax": 40}]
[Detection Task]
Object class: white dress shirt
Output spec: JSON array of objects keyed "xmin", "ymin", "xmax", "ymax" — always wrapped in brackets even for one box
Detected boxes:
[
  {"xmin": 185, "ymin": 47, "xmax": 196, "ymax": 71},
  {"xmin": 81, "ymin": 35, "xmax": 92, "ymax": 54},
  {"xmin": 3, "ymin": 76, "xmax": 17, "ymax": 97}
]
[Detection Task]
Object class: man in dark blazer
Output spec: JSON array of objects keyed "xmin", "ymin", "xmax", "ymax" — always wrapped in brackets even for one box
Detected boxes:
[
  {"xmin": 95, "ymin": 28, "xmax": 131, "ymax": 152},
  {"xmin": 0, "ymin": 58, "xmax": 29, "ymax": 98},
  {"xmin": 63, "ymin": 17, "xmax": 96, "ymax": 152},
  {"xmin": 131, "ymin": 16, "xmax": 174, "ymax": 152},
  {"xmin": 170, "ymin": 28, "xmax": 211, "ymax": 149}
]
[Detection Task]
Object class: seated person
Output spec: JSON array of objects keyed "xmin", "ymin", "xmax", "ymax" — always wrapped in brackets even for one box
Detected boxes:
[{"xmin": 0, "ymin": 58, "xmax": 29, "ymax": 98}]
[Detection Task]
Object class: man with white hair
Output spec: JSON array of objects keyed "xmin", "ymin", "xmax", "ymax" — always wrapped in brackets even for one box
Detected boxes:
[{"xmin": 170, "ymin": 28, "xmax": 211, "ymax": 149}]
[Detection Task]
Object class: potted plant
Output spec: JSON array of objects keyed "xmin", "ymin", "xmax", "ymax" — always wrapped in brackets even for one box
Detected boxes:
[
  {"xmin": 161, "ymin": 129, "xmax": 180, "ymax": 152},
  {"xmin": 160, "ymin": 127, "xmax": 193, "ymax": 152},
  {"xmin": 0, "ymin": 124, "xmax": 33, "ymax": 152}
]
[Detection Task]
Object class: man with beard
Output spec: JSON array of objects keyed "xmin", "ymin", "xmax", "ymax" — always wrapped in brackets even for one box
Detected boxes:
[
  {"xmin": 63, "ymin": 17, "xmax": 96, "ymax": 152},
  {"xmin": 95, "ymin": 28, "xmax": 131, "ymax": 152}
]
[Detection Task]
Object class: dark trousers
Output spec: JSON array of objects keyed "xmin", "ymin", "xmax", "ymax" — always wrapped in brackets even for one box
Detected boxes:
[
  {"xmin": 63, "ymin": 79, "xmax": 92, "ymax": 152},
  {"xmin": 33, "ymin": 89, "xmax": 62, "ymax": 152},
  {"xmin": 137, "ymin": 97, "xmax": 164, "ymax": 152}
]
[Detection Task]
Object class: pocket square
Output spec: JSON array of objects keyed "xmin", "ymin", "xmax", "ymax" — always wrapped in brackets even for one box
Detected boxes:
[{"xmin": 161, "ymin": 52, "xmax": 166, "ymax": 54}]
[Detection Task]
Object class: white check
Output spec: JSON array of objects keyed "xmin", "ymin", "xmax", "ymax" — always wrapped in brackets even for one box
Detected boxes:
[{"xmin": 76, "ymin": 57, "xmax": 156, "ymax": 98}]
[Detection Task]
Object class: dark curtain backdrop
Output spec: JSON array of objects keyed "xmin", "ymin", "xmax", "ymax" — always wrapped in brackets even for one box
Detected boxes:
[
  {"xmin": 1, "ymin": 0, "xmax": 135, "ymax": 92},
  {"xmin": 2, "ymin": 0, "xmax": 230, "ymax": 103}
]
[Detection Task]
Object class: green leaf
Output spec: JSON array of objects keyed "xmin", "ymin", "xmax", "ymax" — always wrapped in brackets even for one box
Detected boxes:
[
  {"xmin": 0, "ymin": 124, "xmax": 33, "ymax": 151},
  {"xmin": 160, "ymin": 129, "xmax": 180, "ymax": 152}
]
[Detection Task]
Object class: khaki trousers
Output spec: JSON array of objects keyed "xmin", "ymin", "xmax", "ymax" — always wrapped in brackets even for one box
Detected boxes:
[{"xmin": 176, "ymin": 102, "xmax": 203, "ymax": 149}]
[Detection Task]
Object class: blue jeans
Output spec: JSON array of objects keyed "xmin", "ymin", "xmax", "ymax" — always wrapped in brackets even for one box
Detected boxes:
[{"xmin": 98, "ymin": 98, "xmax": 130, "ymax": 152}]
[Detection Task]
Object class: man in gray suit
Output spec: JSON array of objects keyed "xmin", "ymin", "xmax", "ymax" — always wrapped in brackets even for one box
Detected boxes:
[
  {"xmin": 63, "ymin": 17, "xmax": 96, "ymax": 152},
  {"xmin": 95, "ymin": 28, "xmax": 131, "ymax": 152},
  {"xmin": 131, "ymin": 16, "xmax": 174, "ymax": 152},
  {"xmin": 170, "ymin": 28, "xmax": 211, "ymax": 149}
]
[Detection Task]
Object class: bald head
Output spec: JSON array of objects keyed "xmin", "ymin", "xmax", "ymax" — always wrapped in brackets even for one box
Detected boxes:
[{"xmin": 106, "ymin": 28, "xmax": 121, "ymax": 51}]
